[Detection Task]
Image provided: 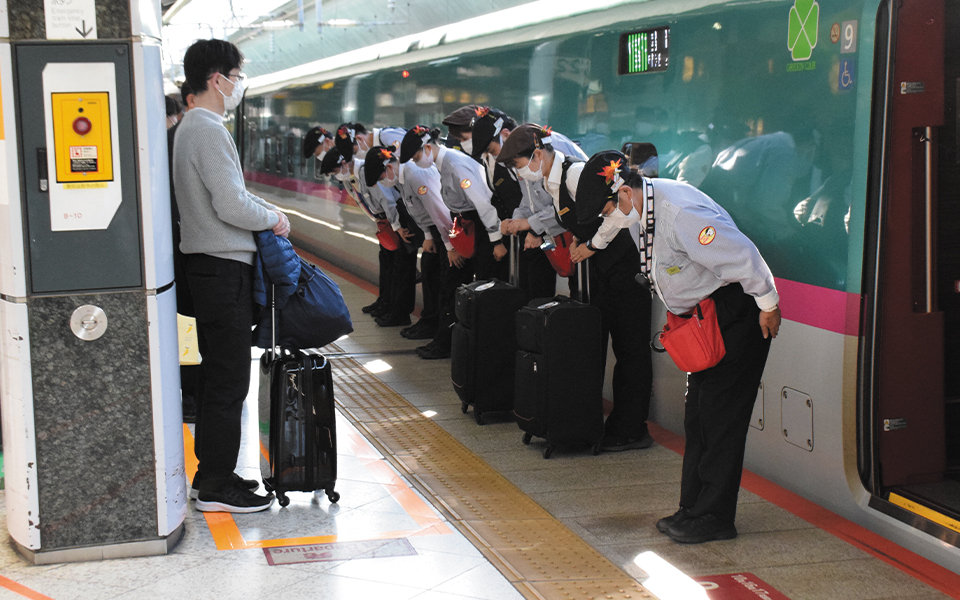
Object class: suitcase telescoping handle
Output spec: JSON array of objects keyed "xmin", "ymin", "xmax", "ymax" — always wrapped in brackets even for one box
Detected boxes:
[
  {"xmin": 509, "ymin": 234, "xmax": 521, "ymax": 287},
  {"xmin": 570, "ymin": 256, "xmax": 590, "ymax": 304}
]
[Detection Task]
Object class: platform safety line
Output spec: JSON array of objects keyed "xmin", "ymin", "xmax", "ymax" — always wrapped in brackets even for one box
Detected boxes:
[
  {"xmin": 0, "ymin": 575, "xmax": 54, "ymax": 600},
  {"xmin": 329, "ymin": 357, "xmax": 651, "ymax": 600},
  {"xmin": 648, "ymin": 422, "xmax": 960, "ymax": 599},
  {"xmin": 182, "ymin": 420, "xmax": 450, "ymax": 551}
]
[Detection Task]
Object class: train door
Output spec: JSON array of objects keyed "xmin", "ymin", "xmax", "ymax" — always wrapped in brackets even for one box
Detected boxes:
[{"xmin": 865, "ymin": 0, "xmax": 960, "ymax": 538}]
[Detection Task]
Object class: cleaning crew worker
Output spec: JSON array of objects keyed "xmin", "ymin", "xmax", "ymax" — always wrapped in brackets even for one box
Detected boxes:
[
  {"xmin": 498, "ymin": 126, "xmax": 653, "ymax": 454},
  {"xmin": 399, "ymin": 125, "xmax": 506, "ymax": 358},
  {"xmin": 575, "ymin": 149, "xmax": 781, "ymax": 545}
]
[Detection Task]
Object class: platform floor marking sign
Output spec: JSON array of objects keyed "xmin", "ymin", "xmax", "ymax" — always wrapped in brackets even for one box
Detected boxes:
[{"xmin": 696, "ymin": 572, "xmax": 791, "ymax": 599}]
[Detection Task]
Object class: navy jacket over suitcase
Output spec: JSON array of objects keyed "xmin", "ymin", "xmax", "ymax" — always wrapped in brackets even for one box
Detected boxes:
[
  {"xmin": 450, "ymin": 278, "xmax": 526, "ymax": 424},
  {"xmin": 258, "ymin": 348, "xmax": 340, "ymax": 506},
  {"xmin": 513, "ymin": 295, "xmax": 604, "ymax": 458}
]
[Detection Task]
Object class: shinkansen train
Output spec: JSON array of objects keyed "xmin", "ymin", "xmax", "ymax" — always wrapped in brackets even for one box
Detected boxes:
[{"xmin": 236, "ymin": 0, "xmax": 960, "ymax": 571}]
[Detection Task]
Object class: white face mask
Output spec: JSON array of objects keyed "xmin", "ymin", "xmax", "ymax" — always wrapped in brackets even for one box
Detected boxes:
[
  {"xmin": 460, "ymin": 138, "xmax": 474, "ymax": 155},
  {"xmin": 604, "ymin": 203, "xmax": 641, "ymax": 229},
  {"xmin": 516, "ymin": 152, "xmax": 543, "ymax": 182},
  {"xmin": 355, "ymin": 137, "xmax": 369, "ymax": 160},
  {"xmin": 415, "ymin": 147, "xmax": 434, "ymax": 169},
  {"xmin": 333, "ymin": 172, "xmax": 348, "ymax": 182},
  {"xmin": 382, "ymin": 166, "xmax": 398, "ymax": 187},
  {"xmin": 218, "ymin": 73, "xmax": 245, "ymax": 112}
]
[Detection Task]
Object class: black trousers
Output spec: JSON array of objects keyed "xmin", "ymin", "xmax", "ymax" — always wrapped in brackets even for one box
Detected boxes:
[
  {"xmin": 518, "ymin": 233, "xmax": 557, "ymax": 300},
  {"xmin": 680, "ymin": 283, "xmax": 772, "ymax": 523},
  {"xmin": 185, "ymin": 254, "xmax": 254, "ymax": 492},
  {"xmin": 590, "ymin": 258, "xmax": 652, "ymax": 440},
  {"xmin": 377, "ymin": 243, "xmax": 396, "ymax": 308},
  {"xmin": 386, "ymin": 244, "xmax": 418, "ymax": 318},
  {"xmin": 419, "ymin": 240, "xmax": 442, "ymax": 324}
]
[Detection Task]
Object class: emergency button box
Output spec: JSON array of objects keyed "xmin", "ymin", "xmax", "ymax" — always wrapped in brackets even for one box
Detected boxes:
[{"xmin": 50, "ymin": 92, "xmax": 113, "ymax": 183}]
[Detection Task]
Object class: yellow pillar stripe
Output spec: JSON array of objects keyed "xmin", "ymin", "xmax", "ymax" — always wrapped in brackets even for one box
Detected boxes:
[{"xmin": 889, "ymin": 492, "xmax": 960, "ymax": 535}]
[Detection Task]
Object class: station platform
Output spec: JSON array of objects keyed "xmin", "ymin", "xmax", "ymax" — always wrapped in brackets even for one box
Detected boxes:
[{"xmin": 0, "ymin": 254, "xmax": 958, "ymax": 600}]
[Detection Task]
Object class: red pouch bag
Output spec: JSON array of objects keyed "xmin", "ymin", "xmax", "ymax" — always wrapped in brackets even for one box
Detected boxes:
[
  {"xmin": 544, "ymin": 231, "xmax": 574, "ymax": 277},
  {"xmin": 448, "ymin": 216, "xmax": 476, "ymax": 258},
  {"xmin": 655, "ymin": 298, "xmax": 726, "ymax": 372},
  {"xmin": 375, "ymin": 220, "xmax": 400, "ymax": 251}
]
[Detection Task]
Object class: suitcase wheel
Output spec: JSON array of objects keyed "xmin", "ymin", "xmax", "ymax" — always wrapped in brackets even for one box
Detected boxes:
[
  {"xmin": 474, "ymin": 408, "xmax": 484, "ymax": 425},
  {"xmin": 592, "ymin": 442, "xmax": 602, "ymax": 455},
  {"xmin": 522, "ymin": 432, "xmax": 532, "ymax": 445},
  {"xmin": 263, "ymin": 480, "xmax": 274, "ymax": 494},
  {"xmin": 326, "ymin": 490, "xmax": 340, "ymax": 504},
  {"xmin": 461, "ymin": 402, "xmax": 469, "ymax": 414},
  {"xmin": 543, "ymin": 445, "xmax": 553, "ymax": 459},
  {"xmin": 277, "ymin": 492, "xmax": 290, "ymax": 508}
]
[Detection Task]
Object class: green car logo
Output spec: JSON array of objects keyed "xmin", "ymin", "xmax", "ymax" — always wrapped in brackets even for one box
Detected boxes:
[{"xmin": 788, "ymin": 0, "xmax": 819, "ymax": 61}]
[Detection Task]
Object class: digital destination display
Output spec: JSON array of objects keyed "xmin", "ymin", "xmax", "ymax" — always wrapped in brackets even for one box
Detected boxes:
[{"xmin": 619, "ymin": 26, "xmax": 670, "ymax": 75}]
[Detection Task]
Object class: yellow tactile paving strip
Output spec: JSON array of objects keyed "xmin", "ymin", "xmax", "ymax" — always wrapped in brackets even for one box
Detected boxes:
[{"xmin": 329, "ymin": 354, "xmax": 654, "ymax": 600}]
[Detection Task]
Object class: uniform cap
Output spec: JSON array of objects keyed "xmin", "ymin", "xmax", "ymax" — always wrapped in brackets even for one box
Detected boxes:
[
  {"xmin": 319, "ymin": 147, "xmax": 347, "ymax": 175},
  {"xmin": 576, "ymin": 150, "xmax": 631, "ymax": 224},
  {"xmin": 442, "ymin": 105, "xmax": 481, "ymax": 128},
  {"xmin": 363, "ymin": 146, "xmax": 397, "ymax": 187},
  {"xmin": 399, "ymin": 125, "xmax": 439, "ymax": 163},
  {"xmin": 496, "ymin": 123, "xmax": 551, "ymax": 165},
  {"xmin": 302, "ymin": 126, "xmax": 332, "ymax": 159},
  {"xmin": 468, "ymin": 107, "xmax": 507, "ymax": 160},
  {"xmin": 334, "ymin": 123, "xmax": 358, "ymax": 162}
]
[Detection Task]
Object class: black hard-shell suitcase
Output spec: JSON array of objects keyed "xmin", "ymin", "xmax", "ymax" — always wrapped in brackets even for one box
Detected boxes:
[
  {"xmin": 257, "ymin": 285, "xmax": 339, "ymax": 507},
  {"xmin": 258, "ymin": 348, "xmax": 339, "ymax": 506},
  {"xmin": 450, "ymin": 278, "xmax": 526, "ymax": 424},
  {"xmin": 512, "ymin": 263, "xmax": 604, "ymax": 458}
]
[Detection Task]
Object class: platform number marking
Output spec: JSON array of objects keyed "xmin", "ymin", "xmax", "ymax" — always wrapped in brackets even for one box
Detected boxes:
[{"xmin": 788, "ymin": 0, "xmax": 819, "ymax": 61}]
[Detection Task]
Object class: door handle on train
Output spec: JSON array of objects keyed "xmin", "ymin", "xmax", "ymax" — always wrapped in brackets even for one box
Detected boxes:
[{"xmin": 916, "ymin": 126, "xmax": 935, "ymax": 313}]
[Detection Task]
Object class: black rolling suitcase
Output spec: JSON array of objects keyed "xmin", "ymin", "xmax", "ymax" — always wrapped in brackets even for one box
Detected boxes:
[
  {"xmin": 450, "ymin": 237, "xmax": 526, "ymax": 424},
  {"xmin": 513, "ymin": 261, "xmax": 604, "ymax": 458},
  {"xmin": 450, "ymin": 277, "xmax": 526, "ymax": 423},
  {"xmin": 258, "ymin": 287, "xmax": 339, "ymax": 507}
]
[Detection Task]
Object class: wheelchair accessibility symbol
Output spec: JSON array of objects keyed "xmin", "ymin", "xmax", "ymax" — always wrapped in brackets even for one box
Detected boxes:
[{"xmin": 838, "ymin": 58, "xmax": 855, "ymax": 90}]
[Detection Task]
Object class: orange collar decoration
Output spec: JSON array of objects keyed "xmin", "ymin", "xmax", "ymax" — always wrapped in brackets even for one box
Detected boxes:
[{"xmin": 379, "ymin": 148, "xmax": 394, "ymax": 161}]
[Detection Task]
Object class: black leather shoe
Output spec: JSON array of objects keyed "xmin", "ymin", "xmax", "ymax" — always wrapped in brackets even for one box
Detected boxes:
[
  {"xmin": 600, "ymin": 430, "xmax": 654, "ymax": 452},
  {"xmin": 371, "ymin": 304, "xmax": 392, "ymax": 319},
  {"xmin": 417, "ymin": 343, "xmax": 450, "ymax": 359},
  {"xmin": 361, "ymin": 298, "xmax": 383, "ymax": 314},
  {"xmin": 656, "ymin": 507, "xmax": 690, "ymax": 533},
  {"xmin": 401, "ymin": 321, "xmax": 438, "ymax": 339},
  {"xmin": 665, "ymin": 514, "xmax": 737, "ymax": 544},
  {"xmin": 375, "ymin": 314, "xmax": 411, "ymax": 327}
]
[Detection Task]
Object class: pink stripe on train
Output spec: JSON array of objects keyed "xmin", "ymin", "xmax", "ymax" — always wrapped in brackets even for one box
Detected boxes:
[{"xmin": 776, "ymin": 277, "xmax": 861, "ymax": 336}]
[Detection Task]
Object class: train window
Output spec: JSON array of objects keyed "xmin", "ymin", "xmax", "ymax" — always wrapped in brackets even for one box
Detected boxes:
[
  {"xmin": 618, "ymin": 26, "xmax": 669, "ymax": 75},
  {"xmin": 621, "ymin": 142, "xmax": 658, "ymax": 177}
]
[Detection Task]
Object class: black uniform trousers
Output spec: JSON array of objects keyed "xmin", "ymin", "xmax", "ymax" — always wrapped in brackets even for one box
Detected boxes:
[
  {"xmin": 376, "ymin": 243, "xmax": 397, "ymax": 310},
  {"xmin": 418, "ymin": 225, "xmax": 443, "ymax": 325},
  {"xmin": 518, "ymin": 232, "xmax": 558, "ymax": 300},
  {"xmin": 429, "ymin": 211, "xmax": 496, "ymax": 350},
  {"xmin": 589, "ymin": 255, "xmax": 652, "ymax": 440},
  {"xmin": 185, "ymin": 254, "xmax": 254, "ymax": 492},
  {"xmin": 680, "ymin": 283, "xmax": 772, "ymax": 523}
]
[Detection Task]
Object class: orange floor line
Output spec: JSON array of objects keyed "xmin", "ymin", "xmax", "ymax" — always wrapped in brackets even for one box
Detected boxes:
[
  {"xmin": 647, "ymin": 421, "xmax": 960, "ymax": 598},
  {"xmin": 0, "ymin": 575, "xmax": 55, "ymax": 600},
  {"xmin": 182, "ymin": 406, "xmax": 449, "ymax": 551}
]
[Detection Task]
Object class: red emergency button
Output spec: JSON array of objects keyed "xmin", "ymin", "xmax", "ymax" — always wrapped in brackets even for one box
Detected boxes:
[{"xmin": 73, "ymin": 116, "xmax": 92, "ymax": 135}]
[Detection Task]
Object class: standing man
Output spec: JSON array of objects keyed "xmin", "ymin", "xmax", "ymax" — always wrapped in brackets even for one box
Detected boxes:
[
  {"xmin": 499, "ymin": 127, "xmax": 653, "ymax": 453},
  {"xmin": 174, "ymin": 39, "xmax": 288, "ymax": 513},
  {"xmin": 576, "ymin": 150, "xmax": 781, "ymax": 544}
]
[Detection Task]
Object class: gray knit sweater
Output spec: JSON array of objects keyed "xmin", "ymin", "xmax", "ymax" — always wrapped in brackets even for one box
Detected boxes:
[{"xmin": 172, "ymin": 107, "xmax": 279, "ymax": 265}]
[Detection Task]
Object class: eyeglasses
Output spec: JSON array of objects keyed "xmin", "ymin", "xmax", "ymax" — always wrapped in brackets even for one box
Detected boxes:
[{"xmin": 215, "ymin": 71, "xmax": 246, "ymax": 84}]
